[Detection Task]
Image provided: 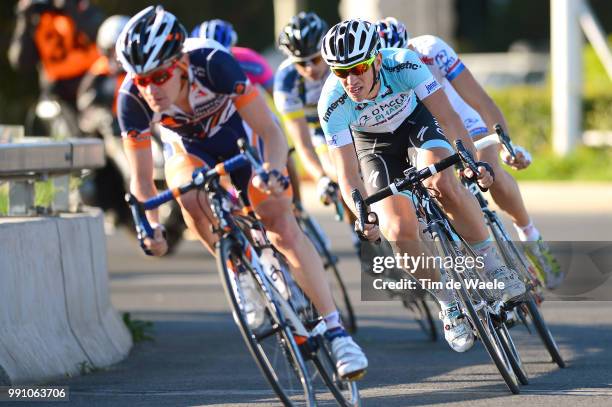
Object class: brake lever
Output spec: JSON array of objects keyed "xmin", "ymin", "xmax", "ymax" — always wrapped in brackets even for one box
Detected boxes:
[
  {"xmin": 351, "ymin": 188, "xmax": 380, "ymax": 243},
  {"xmin": 495, "ymin": 124, "xmax": 516, "ymax": 159},
  {"xmin": 125, "ymin": 193, "xmax": 154, "ymax": 256},
  {"xmin": 455, "ymin": 140, "xmax": 489, "ymax": 193}
]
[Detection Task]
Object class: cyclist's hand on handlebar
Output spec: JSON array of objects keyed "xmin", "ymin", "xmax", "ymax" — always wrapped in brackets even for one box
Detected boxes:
[
  {"xmin": 355, "ymin": 212, "xmax": 381, "ymax": 242},
  {"xmin": 464, "ymin": 163, "xmax": 494, "ymax": 189},
  {"xmin": 317, "ymin": 176, "xmax": 339, "ymax": 205},
  {"xmin": 252, "ymin": 163, "xmax": 289, "ymax": 196},
  {"xmin": 501, "ymin": 145, "xmax": 531, "ymax": 170},
  {"xmin": 142, "ymin": 223, "xmax": 168, "ymax": 257}
]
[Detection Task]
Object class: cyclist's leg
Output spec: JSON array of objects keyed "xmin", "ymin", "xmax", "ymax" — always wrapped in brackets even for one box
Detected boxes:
[
  {"xmin": 286, "ymin": 153, "xmax": 302, "ymax": 204},
  {"xmin": 473, "ymin": 129, "xmax": 561, "ymax": 286},
  {"xmin": 356, "ymin": 144, "xmax": 474, "ymax": 351},
  {"xmin": 409, "ymin": 105, "xmax": 526, "ymax": 301},
  {"xmin": 162, "ymin": 131, "xmax": 218, "ymax": 254}
]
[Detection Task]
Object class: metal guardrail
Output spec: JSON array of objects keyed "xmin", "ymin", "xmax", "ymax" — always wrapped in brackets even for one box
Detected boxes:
[{"xmin": 0, "ymin": 135, "xmax": 105, "ymax": 216}]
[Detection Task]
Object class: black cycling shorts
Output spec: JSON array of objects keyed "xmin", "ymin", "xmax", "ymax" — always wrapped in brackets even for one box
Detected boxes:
[{"xmin": 353, "ymin": 102, "xmax": 454, "ymax": 195}]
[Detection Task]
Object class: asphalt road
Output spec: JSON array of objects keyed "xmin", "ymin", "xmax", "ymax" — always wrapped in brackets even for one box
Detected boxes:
[{"xmin": 34, "ymin": 183, "xmax": 612, "ymax": 407}]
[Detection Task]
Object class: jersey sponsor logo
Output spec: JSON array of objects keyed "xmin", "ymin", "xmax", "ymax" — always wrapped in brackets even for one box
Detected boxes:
[
  {"xmin": 434, "ymin": 49, "xmax": 456, "ymax": 74},
  {"xmin": 383, "ymin": 60, "xmax": 420, "ymax": 72},
  {"xmin": 417, "ymin": 125, "xmax": 428, "ymax": 141},
  {"xmin": 233, "ymin": 82, "xmax": 247, "ymax": 95},
  {"xmin": 367, "ymin": 170, "xmax": 380, "ymax": 188},
  {"xmin": 425, "ymin": 81, "xmax": 438, "ymax": 94},
  {"xmin": 329, "ymin": 133, "xmax": 339, "ymax": 146},
  {"xmin": 420, "ymin": 55, "xmax": 434, "ymax": 65},
  {"xmin": 322, "ymin": 94, "xmax": 348, "ymax": 122},
  {"xmin": 358, "ymin": 114, "xmax": 371, "ymax": 127}
]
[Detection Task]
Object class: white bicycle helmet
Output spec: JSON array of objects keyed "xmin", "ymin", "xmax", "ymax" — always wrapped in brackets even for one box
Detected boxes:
[
  {"xmin": 376, "ymin": 17, "xmax": 409, "ymax": 49},
  {"xmin": 321, "ymin": 19, "xmax": 380, "ymax": 68},
  {"xmin": 116, "ymin": 5, "xmax": 187, "ymax": 74},
  {"xmin": 97, "ymin": 15, "xmax": 129, "ymax": 55}
]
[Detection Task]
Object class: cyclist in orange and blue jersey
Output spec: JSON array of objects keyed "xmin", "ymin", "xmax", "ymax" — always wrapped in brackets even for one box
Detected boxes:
[{"xmin": 116, "ymin": 6, "xmax": 368, "ymax": 380}]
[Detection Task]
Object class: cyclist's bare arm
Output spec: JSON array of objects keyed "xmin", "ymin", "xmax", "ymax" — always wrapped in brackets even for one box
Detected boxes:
[
  {"xmin": 450, "ymin": 69, "xmax": 529, "ymax": 169},
  {"xmin": 124, "ymin": 140, "xmax": 160, "ymax": 224},
  {"xmin": 422, "ymin": 89, "xmax": 493, "ymax": 186},
  {"xmin": 235, "ymin": 90, "xmax": 288, "ymax": 173},
  {"xmin": 450, "ymin": 68, "xmax": 510, "ymax": 136},
  {"xmin": 330, "ymin": 144, "xmax": 368, "ymax": 215},
  {"xmin": 284, "ymin": 115, "xmax": 326, "ymax": 180},
  {"xmin": 422, "ymin": 89, "xmax": 478, "ymax": 155}
]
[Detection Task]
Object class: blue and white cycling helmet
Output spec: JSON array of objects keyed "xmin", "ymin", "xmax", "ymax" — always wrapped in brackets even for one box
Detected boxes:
[
  {"xmin": 116, "ymin": 5, "xmax": 187, "ymax": 75},
  {"xmin": 191, "ymin": 19, "xmax": 237, "ymax": 49},
  {"xmin": 376, "ymin": 17, "xmax": 409, "ymax": 49},
  {"xmin": 321, "ymin": 19, "xmax": 380, "ymax": 68}
]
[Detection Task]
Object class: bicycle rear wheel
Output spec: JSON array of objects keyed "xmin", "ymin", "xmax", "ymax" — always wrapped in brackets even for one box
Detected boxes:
[
  {"xmin": 402, "ymin": 296, "xmax": 438, "ymax": 342},
  {"xmin": 216, "ymin": 235, "xmax": 316, "ymax": 406},
  {"xmin": 523, "ymin": 294, "xmax": 566, "ymax": 368},
  {"xmin": 431, "ymin": 223, "xmax": 521, "ymax": 394}
]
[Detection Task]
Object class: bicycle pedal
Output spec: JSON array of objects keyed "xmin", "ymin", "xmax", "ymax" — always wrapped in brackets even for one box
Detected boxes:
[{"xmin": 341, "ymin": 368, "xmax": 366, "ymax": 382}]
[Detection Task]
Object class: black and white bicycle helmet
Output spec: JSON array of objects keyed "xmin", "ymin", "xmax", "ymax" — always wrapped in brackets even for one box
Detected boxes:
[
  {"xmin": 116, "ymin": 5, "xmax": 187, "ymax": 74},
  {"xmin": 376, "ymin": 17, "xmax": 409, "ymax": 49},
  {"xmin": 278, "ymin": 11, "xmax": 328, "ymax": 59},
  {"xmin": 321, "ymin": 19, "xmax": 380, "ymax": 68}
]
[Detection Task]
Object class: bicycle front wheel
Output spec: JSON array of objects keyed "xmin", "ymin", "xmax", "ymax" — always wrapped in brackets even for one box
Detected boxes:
[
  {"xmin": 431, "ymin": 224, "xmax": 521, "ymax": 394},
  {"xmin": 216, "ymin": 235, "xmax": 316, "ymax": 406}
]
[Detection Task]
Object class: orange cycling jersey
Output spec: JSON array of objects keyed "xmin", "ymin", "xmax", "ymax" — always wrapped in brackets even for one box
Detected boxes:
[{"xmin": 34, "ymin": 11, "xmax": 100, "ymax": 81}]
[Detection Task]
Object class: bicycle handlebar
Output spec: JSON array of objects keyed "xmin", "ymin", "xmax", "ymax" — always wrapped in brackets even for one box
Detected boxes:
[{"xmin": 125, "ymin": 146, "xmax": 251, "ymax": 244}]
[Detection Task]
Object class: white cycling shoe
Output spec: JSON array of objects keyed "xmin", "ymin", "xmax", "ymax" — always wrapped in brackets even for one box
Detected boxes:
[
  {"xmin": 440, "ymin": 302, "xmax": 475, "ymax": 353},
  {"xmin": 486, "ymin": 265, "xmax": 526, "ymax": 302},
  {"xmin": 327, "ymin": 330, "xmax": 368, "ymax": 381}
]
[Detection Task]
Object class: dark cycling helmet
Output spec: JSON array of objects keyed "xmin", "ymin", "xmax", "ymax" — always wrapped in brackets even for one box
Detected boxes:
[
  {"xmin": 278, "ymin": 12, "xmax": 328, "ymax": 59},
  {"xmin": 376, "ymin": 17, "xmax": 409, "ymax": 49},
  {"xmin": 116, "ymin": 5, "xmax": 187, "ymax": 75},
  {"xmin": 321, "ymin": 19, "xmax": 380, "ymax": 68},
  {"xmin": 191, "ymin": 19, "xmax": 237, "ymax": 49}
]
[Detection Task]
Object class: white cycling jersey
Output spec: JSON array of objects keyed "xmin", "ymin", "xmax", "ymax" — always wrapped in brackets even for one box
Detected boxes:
[{"xmin": 408, "ymin": 35, "xmax": 488, "ymax": 137}]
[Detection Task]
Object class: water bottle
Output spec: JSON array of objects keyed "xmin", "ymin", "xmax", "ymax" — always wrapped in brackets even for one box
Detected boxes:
[
  {"xmin": 238, "ymin": 272, "xmax": 266, "ymax": 329},
  {"xmin": 259, "ymin": 247, "xmax": 290, "ymax": 300}
]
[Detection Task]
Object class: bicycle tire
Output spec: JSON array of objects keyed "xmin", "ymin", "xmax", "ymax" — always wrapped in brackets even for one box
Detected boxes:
[
  {"xmin": 488, "ymin": 218, "xmax": 564, "ymax": 367},
  {"xmin": 431, "ymin": 223, "xmax": 521, "ymax": 394},
  {"xmin": 216, "ymin": 235, "xmax": 316, "ymax": 406},
  {"xmin": 402, "ymin": 297, "xmax": 438, "ymax": 342},
  {"xmin": 497, "ymin": 322, "xmax": 529, "ymax": 385},
  {"xmin": 523, "ymin": 294, "xmax": 566, "ymax": 368},
  {"xmin": 298, "ymin": 214, "xmax": 358, "ymax": 333}
]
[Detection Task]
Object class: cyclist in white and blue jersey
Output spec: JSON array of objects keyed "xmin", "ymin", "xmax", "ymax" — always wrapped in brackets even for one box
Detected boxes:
[
  {"xmin": 274, "ymin": 12, "xmax": 339, "ymax": 206},
  {"xmin": 318, "ymin": 19, "xmax": 526, "ymax": 353},
  {"xmin": 376, "ymin": 17, "xmax": 562, "ymax": 288}
]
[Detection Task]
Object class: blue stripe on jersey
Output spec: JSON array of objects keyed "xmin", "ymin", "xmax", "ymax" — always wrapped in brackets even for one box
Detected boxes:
[{"xmin": 446, "ymin": 61, "xmax": 466, "ymax": 81}]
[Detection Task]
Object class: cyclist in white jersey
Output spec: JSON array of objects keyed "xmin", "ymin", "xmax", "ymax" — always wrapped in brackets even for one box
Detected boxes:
[
  {"xmin": 376, "ymin": 17, "xmax": 562, "ymax": 288},
  {"xmin": 318, "ymin": 19, "xmax": 526, "ymax": 352}
]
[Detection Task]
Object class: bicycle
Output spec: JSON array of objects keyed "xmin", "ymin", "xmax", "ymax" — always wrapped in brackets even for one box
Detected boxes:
[
  {"xmin": 465, "ymin": 127, "xmax": 566, "ymax": 369},
  {"xmin": 353, "ymin": 139, "xmax": 525, "ymax": 394},
  {"xmin": 126, "ymin": 139, "xmax": 360, "ymax": 406}
]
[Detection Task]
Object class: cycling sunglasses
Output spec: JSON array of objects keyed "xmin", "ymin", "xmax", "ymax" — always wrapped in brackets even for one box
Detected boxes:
[
  {"xmin": 295, "ymin": 54, "xmax": 323, "ymax": 68},
  {"xmin": 133, "ymin": 59, "xmax": 179, "ymax": 87},
  {"xmin": 331, "ymin": 55, "xmax": 376, "ymax": 79}
]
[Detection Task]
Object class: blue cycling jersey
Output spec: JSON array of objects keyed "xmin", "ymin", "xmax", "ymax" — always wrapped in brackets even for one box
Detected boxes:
[{"xmin": 317, "ymin": 48, "xmax": 442, "ymax": 148}]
